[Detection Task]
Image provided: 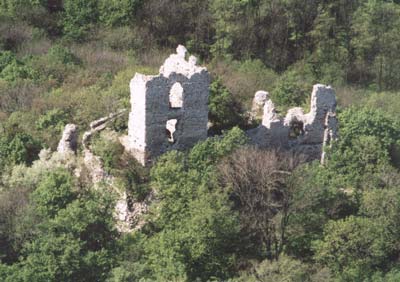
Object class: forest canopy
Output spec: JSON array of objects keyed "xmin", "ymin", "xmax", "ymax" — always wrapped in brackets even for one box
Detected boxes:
[{"xmin": 1, "ymin": 0, "xmax": 400, "ymax": 281}]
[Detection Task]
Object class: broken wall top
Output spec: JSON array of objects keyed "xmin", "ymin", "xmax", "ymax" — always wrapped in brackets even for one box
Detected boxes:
[{"xmin": 159, "ymin": 45, "xmax": 207, "ymax": 78}]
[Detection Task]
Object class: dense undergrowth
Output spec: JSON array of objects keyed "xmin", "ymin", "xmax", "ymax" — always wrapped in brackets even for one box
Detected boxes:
[{"xmin": 1, "ymin": 1, "xmax": 400, "ymax": 281}]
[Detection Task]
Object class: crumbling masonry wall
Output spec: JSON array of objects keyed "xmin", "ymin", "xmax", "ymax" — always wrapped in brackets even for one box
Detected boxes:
[
  {"xmin": 248, "ymin": 84, "xmax": 337, "ymax": 162},
  {"xmin": 127, "ymin": 46, "xmax": 210, "ymax": 165},
  {"xmin": 125, "ymin": 45, "xmax": 336, "ymax": 165}
]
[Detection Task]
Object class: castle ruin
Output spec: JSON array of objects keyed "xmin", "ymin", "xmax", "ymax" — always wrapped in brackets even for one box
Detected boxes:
[
  {"xmin": 248, "ymin": 84, "xmax": 337, "ymax": 162},
  {"xmin": 124, "ymin": 45, "xmax": 210, "ymax": 165},
  {"xmin": 123, "ymin": 46, "xmax": 337, "ymax": 165}
]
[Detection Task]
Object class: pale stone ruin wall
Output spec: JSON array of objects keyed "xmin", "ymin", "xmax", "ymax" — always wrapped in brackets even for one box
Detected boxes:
[
  {"xmin": 247, "ymin": 84, "xmax": 338, "ymax": 162},
  {"xmin": 126, "ymin": 45, "xmax": 210, "ymax": 165}
]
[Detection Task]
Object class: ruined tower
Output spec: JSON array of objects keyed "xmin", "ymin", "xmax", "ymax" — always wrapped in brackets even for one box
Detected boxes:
[{"xmin": 127, "ymin": 45, "xmax": 210, "ymax": 165}]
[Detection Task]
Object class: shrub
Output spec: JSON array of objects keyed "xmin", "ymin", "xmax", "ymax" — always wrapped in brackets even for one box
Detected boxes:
[
  {"xmin": 0, "ymin": 50, "xmax": 16, "ymax": 71},
  {"xmin": 188, "ymin": 127, "xmax": 248, "ymax": 171},
  {"xmin": 36, "ymin": 109, "xmax": 68, "ymax": 131},
  {"xmin": 31, "ymin": 168, "xmax": 75, "ymax": 218},
  {"xmin": 0, "ymin": 133, "xmax": 42, "ymax": 170},
  {"xmin": 210, "ymin": 59, "xmax": 278, "ymax": 107},
  {"xmin": 118, "ymin": 153, "xmax": 150, "ymax": 202},
  {"xmin": 0, "ymin": 59, "xmax": 39, "ymax": 82},
  {"xmin": 208, "ymin": 77, "xmax": 245, "ymax": 133},
  {"xmin": 62, "ymin": 0, "xmax": 99, "ymax": 41},
  {"xmin": 47, "ymin": 44, "xmax": 80, "ymax": 65},
  {"xmin": 91, "ymin": 132, "xmax": 124, "ymax": 174},
  {"xmin": 271, "ymin": 71, "xmax": 310, "ymax": 111},
  {"xmin": 232, "ymin": 255, "xmax": 312, "ymax": 282},
  {"xmin": 98, "ymin": 0, "xmax": 141, "ymax": 27}
]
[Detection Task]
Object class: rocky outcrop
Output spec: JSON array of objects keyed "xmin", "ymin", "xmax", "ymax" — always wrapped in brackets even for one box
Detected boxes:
[
  {"xmin": 125, "ymin": 45, "xmax": 210, "ymax": 165},
  {"xmin": 57, "ymin": 124, "xmax": 78, "ymax": 155},
  {"xmin": 247, "ymin": 84, "xmax": 337, "ymax": 162},
  {"xmin": 115, "ymin": 191, "xmax": 153, "ymax": 232}
]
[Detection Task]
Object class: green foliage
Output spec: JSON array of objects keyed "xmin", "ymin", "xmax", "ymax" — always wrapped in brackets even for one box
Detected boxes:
[
  {"xmin": 3, "ymin": 191, "xmax": 118, "ymax": 282},
  {"xmin": 141, "ymin": 128, "xmax": 250, "ymax": 280},
  {"xmin": 232, "ymin": 255, "xmax": 312, "ymax": 282},
  {"xmin": 0, "ymin": 132, "xmax": 42, "ymax": 170},
  {"xmin": 0, "ymin": 50, "xmax": 16, "ymax": 71},
  {"xmin": 315, "ymin": 216, "xmax": 397, "ymax": 281},
  {"xmin": 328, "ymin": 107, "xmax": 400, "ymax": 185},
  {"xmin": 0, "ymin": 59, "xmax": 39, "ymax": 82},
  {"xmin": 120, "ymin": 156, "xmax": 149, "ymax": 202},
  {"xmin": 314, "ymin": 188, "xmax": 400, "ymax": 280},
  {"xmin": 337, "ymin": 107, "xmax": 400, "ymax": 150},
  {"xmin": 47, "ymin": 45, "xmax": 80, "ymax": 66},
  {"xmin": 36, "ymin": 109, "xmax": 68, "ymax": 131},
  {"xmin": 62, "ymin": 0, "xmax": 99, "ymax": 41},
  {"xmin": 31, "ymin": 169, "xmax": 75, "ymax": 218},
  {"xmin": 351, "ymin": 0, "xmax": 400, "ymax": 90},
  {"xmin": 0, "ymin": 0, "xmax": 45, "ymax": 17},
  {"xmin": 91, "ymin": 132, "xmax": 124, "ymax": 174},
  {"xmin": 98, "ymin": 0, "xmax": 141, "ymax": 27},
  {"xmin": 285, "ymin": 162, "xmax": 357, "ymax": 260},
  {"xmin": 188, "ymin": 127, "xmax": 248, "ymax": 171},
  {"xmin": 208, "ymin": 78, "xmax": 244, "ymax": 132},
  {"xmin": 271, "ymin": 71, "xmax": 309, "ymax": 110}
]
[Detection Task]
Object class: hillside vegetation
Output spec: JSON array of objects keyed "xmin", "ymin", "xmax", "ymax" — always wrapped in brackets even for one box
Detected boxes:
[{"xmin": 1, "ymin": 1, "xmax": 400, "ymax": 281}]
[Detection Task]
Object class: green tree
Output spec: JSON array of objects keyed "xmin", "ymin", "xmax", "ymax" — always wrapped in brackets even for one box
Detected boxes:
[
  {"xmin": 31, "ymin": 169, "xmax": 75, "ymax": 218},
  {"xmin": 0, "ymin": 133, "xmax": 42, "ymax": 171},
  {"xmin": 98, "ymin": 0, "xmax": 142, "ymax": 27},
  {"xmin": 140, "ymin": 128, "xmax": 248, "ymax": 280},
  {"xmin": 232, "ymin": 255, "xmax": 312, "ymax": 282},
  {"xmin": 315, "ymin": 215, "xmax": 398, "ymax": 281},
  {"xmin": 208, "ymin": 78, "xmax": 244, "ymax": 132},
  {"xmin": 327, "ymin": 107, "xmax": 400, "ymax": 185},
  {"xmin": 271, "ymin": 71, "xmax": 309, "ymax": 110},
  {"xmin": 62, "ymin": 0, "xmax": 99, "ymax": 40},
  {"xmin": 285, "ymin": 162, "xmax": 357, "ymax": 260},
  {"xmin": 1, "ymin": 191, "xmax": 118, "ymax": 282},
  {"xmin": 351, "ymin": 0, "xmax": 400, "ymax": 90}
]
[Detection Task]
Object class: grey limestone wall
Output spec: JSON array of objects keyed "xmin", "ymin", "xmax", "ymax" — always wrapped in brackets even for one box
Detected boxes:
[
  {"xmin": 127, "ymin": 45, "xmax": 210, "ymax": 165},
  {"xmin": 248, "ymin": 84, "xmax": 338, "ymax": 162}
]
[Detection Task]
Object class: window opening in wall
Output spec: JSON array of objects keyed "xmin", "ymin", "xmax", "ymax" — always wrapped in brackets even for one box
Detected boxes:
[
  {"xmin": 169, "ymin": 82, "xmax": 183, "ymax": 108},
  {"xmin": 166, "ymin": 119, "xmax": 178, "ymax": 144},
  {"xmin": 289, "ymin": 120, "xmax": 304, "ymax": 139}
]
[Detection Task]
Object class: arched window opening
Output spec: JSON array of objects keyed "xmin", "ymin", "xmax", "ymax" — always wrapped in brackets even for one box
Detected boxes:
[{"xmin": 169, "ymin": 82, "xmax": 183, "ymax": 109}]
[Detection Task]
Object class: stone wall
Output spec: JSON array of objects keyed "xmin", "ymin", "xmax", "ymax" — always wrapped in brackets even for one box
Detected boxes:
[
  {"xmin": 248, "ymin": 84, "xmax": 337, "ymax": 162},
  {"xmin": 127, "ymin": 45, "xmax": 210, "ymax": 165},
  {"xmin": 124, "ymin": 46, "xmax": 337, "ymax": 165}
]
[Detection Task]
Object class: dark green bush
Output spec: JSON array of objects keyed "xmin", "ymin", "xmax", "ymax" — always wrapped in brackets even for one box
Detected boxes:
[
  {"xmin": 31, "ymin": 168, "xmax": 75, "ymax": 218},
  {"xmin": 91, "ymin": 134, "xmax": 124, "ymax": 174},
  {"xmin": 208, "ymin": 77, "xmax": 245, "ymax": 133},
  {"xmin": 0, "ymin": 133, "xmax": 42, "ymax": 170},
  {"xmin": 0, "ymin": 50, "xmax": 16, "ymax": 71},
  {"xmin": 47, "ymin": 45, "xmax": 80, "ymax": 65},
  {"xmin": 271, "ymin": 71, "xmax": 309, "ymax": 111}
]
